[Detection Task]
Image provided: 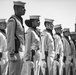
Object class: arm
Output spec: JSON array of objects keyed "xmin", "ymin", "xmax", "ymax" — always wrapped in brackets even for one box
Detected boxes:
[
  {"xmin": 7, "ymin": 19, "xmax": 15, "ymax": 54},
  {"xmin": 41, "ymin": 32, "xmax": 47, "ymax": 60},
  {"xmin": 1, "ymin": 35, "xmax": 7, "ymax": 52},
  {"xmin": 25, "ymin": 30, "xmax": 32, "ymax": 61}
]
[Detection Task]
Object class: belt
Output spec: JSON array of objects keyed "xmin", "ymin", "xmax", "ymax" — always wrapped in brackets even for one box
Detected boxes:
[
  {"xmin": 42, "ymin": 59, "xmax": 45, "ymax": 61},
  {"xmin": 48, "ymin": 55, "xmax": 54, "ymax": 58}
]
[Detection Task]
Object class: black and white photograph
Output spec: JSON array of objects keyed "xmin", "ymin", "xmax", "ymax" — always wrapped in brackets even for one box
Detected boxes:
[{"xmin": 0, "ymin": 0, "xmax": 76, "ymax": 75}]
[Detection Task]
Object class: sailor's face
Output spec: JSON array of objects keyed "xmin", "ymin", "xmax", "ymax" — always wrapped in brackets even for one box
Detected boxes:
[
  {"xmin": 45, "ymin": 22, "xmax": 54, "ymax": 30},
  {"xmin": 18, "ymin": 6, "xmax": 26, "ymax": 15},
  {"xmin": 32, "ymin": 19, "xmax": 40, "ymax": 27},
  {"xmin": 63, "ymin": 31, "xmax": 70, "ymax": 36},
  {"xmin": 55, "ymin": 28, "xmax": 62, "ymax": 34},
  {"xmin": 49, "ymin": 23, "xmax": 54, "ymax": 30}
]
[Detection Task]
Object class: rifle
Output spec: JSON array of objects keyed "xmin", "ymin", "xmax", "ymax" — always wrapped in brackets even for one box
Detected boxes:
[
  {"xmin": 70, "ymin": 58, "xmax": 73, "ymax": 75},
  {"xmin": 55, "ymin": 54, "xmax": 60, "ymax": 75},
  {"xmin": 31, "ymin": 50, "xmax": 35, "ymax": 75},
  {"xmin": 45, "ymin": 51, "xmax": 49, "ymax": 75},
  {"xmin": 63, "ymin": 56, "xmax": 66, "ymax": 75}
]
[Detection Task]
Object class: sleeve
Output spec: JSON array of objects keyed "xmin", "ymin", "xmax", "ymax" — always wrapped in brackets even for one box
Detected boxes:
[
  {"xmin": 62, "ymin": 39, "xmax": 66, "ymax": 56},
  {"xmin": 54, "ymin": 35, "xmax": 64, "ymax": 60},
  {"xmin": 41, "ymin": 32, "xmax": 47, "ymax": 59},
  {"xmin": 70, "ymin": 40, "xmax": 75, "ymax": 58},
  {"xmin": 58, "ymin": 39, "xmax": 64, "ymax": 58},
  {"xmin": 25, "ymin": 31, "xmax": 32, "ymax": 60},
  {"xmin": 7, "ymin": 19, "xmax": 15, "ymax": 54},
  {"xmin": 1, "ymin": 36, "xmax": 7, "ymax": 52},
  {"xmin": 54, "ymin": 35, "xmax": 59, "ymax": 54}
]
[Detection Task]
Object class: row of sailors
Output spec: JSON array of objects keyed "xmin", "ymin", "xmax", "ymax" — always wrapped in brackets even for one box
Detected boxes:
[
  {"xmin": 0, "ymin": 2, "xmax": 76, "ymax": 75},
  {"xmin": 25, "ymin": 16, "xmax": 76, "ymax": 75},
  {"xmin": 0, "ymin": 16, "xmax": 76, "ymax": 75},
  {"xmin": 24, "ymin": 15, "xmax": 76, "ymax": 75}
]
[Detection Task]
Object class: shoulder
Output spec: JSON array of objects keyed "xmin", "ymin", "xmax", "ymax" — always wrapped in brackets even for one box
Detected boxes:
[
  {"xmin": 53, "ymin": 34, "xmax": 59, "ymax": 39},
  {"xmin": 26, "ymin": 28, "xmax": 33, "ymax": 33},
  {"xmin": 7, "ymin": 15, "xmax": 16, "ymax": 25},
  {"xmin": 0, "ymin": 32, "xmax": 6, "ymax": 40},
  {"xmin": 41, "ymin": 30, "xmax": 47, "ymax": 37},
  {"xmin": 62, "ymin": 37, "xmax": 67, "ymax": 43},
  {"xmin": 25, "ymin": 28, "xmax": 33, "ymax": 36}
]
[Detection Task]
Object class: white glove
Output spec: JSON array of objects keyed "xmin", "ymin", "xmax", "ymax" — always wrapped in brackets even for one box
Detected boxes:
[
  {"xmin": 42, "ymin": 61, "xmax": 46, "ymax": 68},
  {"xmin": 29, "ymin": 61, "xmax": 34, "ymax": 68}
]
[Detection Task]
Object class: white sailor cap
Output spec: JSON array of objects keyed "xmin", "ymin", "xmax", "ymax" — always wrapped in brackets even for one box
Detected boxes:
[
  {"xmin": 0, "ymin": 19, "xmax": 6, "ymax": 23},
  {"xmin": 30, "ymin": 15, "xmax": 40, "ymax": 20},
  {"xmin": 70, "ymin": 32, "xmax": 76, "ymax": 35},
  {"xmin": 45, "ymin": 18, "xmax": 54, "ymax": 23},
  {"xmin": 13, "ymin": 1, "xmax": 26, "ymax": 7},
  {"xmin": 54, "ymin": 24, "xmax": 62, "ymax": 29},
  {"xmin": 63, "ymin": 28, "xmax": 69, "ymax": 32}
]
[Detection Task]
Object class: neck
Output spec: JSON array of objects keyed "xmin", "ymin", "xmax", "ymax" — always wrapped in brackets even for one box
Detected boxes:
[
  {"xmin": 56, "ymin": 33, "xmax": 62, "ymax": 37},
  {"xmin": 15, "ymin": 13, "xmax": 21, "ymax": 17},
  {"xmin": 46, "ymin": 29, "xmax": 53, "ymax": 35},
  {"xmin": 56, "ymin": 33, "xmax": 60, "ymax": 35},
  {"xmin": 32, "ymin": 26, "xmax": 36, "ymax": 30}
]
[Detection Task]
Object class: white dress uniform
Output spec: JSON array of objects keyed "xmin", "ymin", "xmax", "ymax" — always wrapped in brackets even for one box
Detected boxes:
[
  {"xmin": 0, "ymin": 32, "xmax": 7, "ymax": 56},
  {"xmin": 0, "ymin": 32, "xmax": 7, "ymax": 74},
  {"xmin": 62, "ymin": 36, "xmax": 72, "ymax": 75},
  {"xmin": 54, "ymin": 34, "xmax": 64, "ymax": 75},
  {"xmin": 0, "ymin": 19, "xmax": 7, "ymax": 75},
  {"xmin": 70, "ymin": 32, "xmax": 76, "ymax": 75},
  {"xmin": 41, "ymin": 29, "xmax": 55, "ymax": 75},
  {"xmin": 7, "ymin": 1, "xmax": 25, "ymax": 73},
  {"xmin": 70, "ymin": 40, "xmax": 76, "ymax": 75},
  {"xmin": 54, "ymin": 25, "xmax": 64, "ymax": 75},
  {"xmin": 25, "ymin": 27, "xmax": 41, "ymax": 75}
]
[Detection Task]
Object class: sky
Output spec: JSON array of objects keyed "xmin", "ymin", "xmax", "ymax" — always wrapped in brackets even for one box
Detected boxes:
[{"xmin": 0, "ymin": 0, "xmax": 76, "ymax": 32}]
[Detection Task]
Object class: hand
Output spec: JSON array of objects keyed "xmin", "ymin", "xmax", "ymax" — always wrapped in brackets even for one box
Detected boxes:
[
  {"xmin": 29, "ymin": 61, "xmax": 34, "ymax": 68},
  {"xmin": 63, "ymin": 56, "xmax": 66, "ymax": 63},
  {"xmin": 71, "ymin": 58, "xmax": 73, "ymax": 63},
  {"xmin": 45, "ymin": 51, "xmax": 48, "ymax": 56},
  {"xmin": 42, "ymin": 61, "xmax": 46, "ymax": 68},
  {"xmin": 56, "ymin": 54, "xmax": 60, "ymax": 61}
]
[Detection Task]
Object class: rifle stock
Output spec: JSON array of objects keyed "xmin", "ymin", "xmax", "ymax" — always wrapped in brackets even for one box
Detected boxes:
[
  {"xmin": 45, "ymin": 55, "xmax": 49, "ymax": 75},
  {"xmin": 31, "ymin": 50, "xmax": 35, "ymax": 75}
]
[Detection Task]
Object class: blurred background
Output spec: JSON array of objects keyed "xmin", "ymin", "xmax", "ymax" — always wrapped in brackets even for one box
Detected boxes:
[{"xmin": 0, "ymin": 0, "xmax": 76, "ymax": 32}]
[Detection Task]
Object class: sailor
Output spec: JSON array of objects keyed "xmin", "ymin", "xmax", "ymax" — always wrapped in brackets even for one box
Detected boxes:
[
  {"xmin": 70, "ymin": 32, "xmax": 76, "ymax": 75},
  {"xmin": 7, "ymin": 1, "xmax": 26, "ymax": 75},
  {"xmin": 41, "ymin": 18, "xmax": 55, "ymax": 75},
  {"xmin": 25, "ymin": 15, "xmax": 41, "ymax": 75},
  {"xmin": 0, "ymin": 19, "xmax": 7, "ymax": 75},
  {"xmin": 62, "ymin": 28, "xmax": 72, "ymax": 75},
  {"xmin": 54, "ymin": 24, "xmax": 64, "ymax": 75}
]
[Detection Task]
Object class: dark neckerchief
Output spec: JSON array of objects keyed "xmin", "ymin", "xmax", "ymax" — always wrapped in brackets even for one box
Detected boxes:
[
  {"xmin": 56, "ymin": 33, "xmax": 63, "ymax": 43},
  {"xmin": 64, "ymin": 36, "xmax": 71, "ymax": 45},
  {"xmin": 46, "ymin": 29, "xmax": 54, "ymax": 40},
  {"xmin": 31, "ymin": 27, "xmax": 41, "ymax": 39},
  {"xmin": 15, "ymin": 14, "xmax": 23, "ymax": 24},
  {"xmin": 15, "ymin": 15, "xmax": 25, "ymax": 40},
  {"xmin": 46, "ymin": 29, "xmax": 53, "ymax": 36},
  {"xmin": 0, "ymin": 30, "xmax": 6, "ymax": 38},
  {"xmin": 56, "ymin": 33, "xmax": 62, "ymax": 38},
  {"xmin": 72, "ymin": 40, "xmax": 76, "ymax": 49}
]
